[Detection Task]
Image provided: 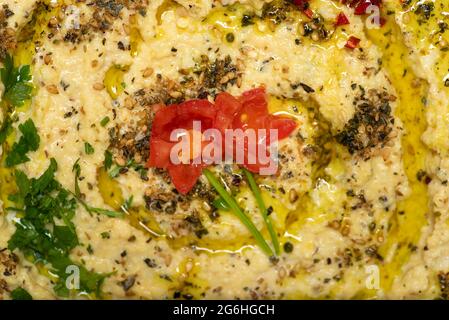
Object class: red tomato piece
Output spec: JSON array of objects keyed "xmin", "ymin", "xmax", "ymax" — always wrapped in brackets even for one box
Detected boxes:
[
  {"xmin": 266, "ymin": 115, "xmax": 298, "ymax": 141},
  {"xmin": 214, "ymin": 92, "xmax": 242, "ymax": 133},
  {"xmin": 167, "ymin": 163, "xmax": 203, "ymax": 195},
  {"xmin": 176, "ymin": 99, "xmax": 217, "ymax": 131},
  {"xmin": 148, "ymin": 137, "xmax": 174, "ymax": 168},
  {"xmin": 150, "ymin": 105, "xmax": 178, "ymax": 140}
]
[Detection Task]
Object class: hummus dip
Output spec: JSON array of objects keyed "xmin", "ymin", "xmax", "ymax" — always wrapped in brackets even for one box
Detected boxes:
[{"xmin": 0, "ymin": 0, "xmax": 448, "ymax": 299}]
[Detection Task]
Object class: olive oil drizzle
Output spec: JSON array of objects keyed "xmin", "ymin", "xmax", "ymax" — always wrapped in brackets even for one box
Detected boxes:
[{"xmin": 365, "ymin": 11, "xmax": 430, "ymax": 294}]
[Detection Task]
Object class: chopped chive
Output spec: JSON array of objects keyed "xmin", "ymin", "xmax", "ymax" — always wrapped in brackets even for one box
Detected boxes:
[
  {"xmin": 204, "ymin": 169, "xmax": 274, "ymax": 256},
  {"xmin": 242, "ymin": 168, "xmax": 280, "ymax": 255},
  {"xmin": 212, "ymin": 197, "xmax": 230, "ymax": 211}
]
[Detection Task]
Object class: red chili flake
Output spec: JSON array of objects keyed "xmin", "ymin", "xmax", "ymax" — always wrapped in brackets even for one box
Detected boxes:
[
  {"xmin": 335, "ymin": 12, "xmax": 350, "ymax": 26},
  {"xmin": 379, "ymin": 16, "xmax": 386, "ymax": 26},
  {"xmin": 345, "ymin": 36, "xmax": 361, "ymax": 49},
  {"xmin": 303, "ymin": 8, "xmax": 314, "ymax": 19}
]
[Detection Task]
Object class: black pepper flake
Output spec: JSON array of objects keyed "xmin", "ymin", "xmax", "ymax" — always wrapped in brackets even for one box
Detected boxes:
[
  {"xmin": 299, "ymin": 83, "xmax": 315, "ymax": 93},
  {"xmin": 144, "ymin": 258, "xmax": 157, "ymax": 268},
  {"xmin": 120, "ymin": 275, "xmax": 136, "ymax": 292}
]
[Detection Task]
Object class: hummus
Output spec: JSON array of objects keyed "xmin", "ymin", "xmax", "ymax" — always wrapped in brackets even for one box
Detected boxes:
[{"xmin": 0, "ymin": 0, "xmax": 448, "ymax": 299}]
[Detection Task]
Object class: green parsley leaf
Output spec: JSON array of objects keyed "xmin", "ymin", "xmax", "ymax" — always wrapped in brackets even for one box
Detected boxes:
[
  {"xmin": 104, "ymin": 150, "xmax": 113, "ymax": 170},
  {"xmin": 84, "ymin": 142, "xmax": 94, "ymax": 155},
  {"xmin": 0, "ymin": 116, "xmax": 13, "ymax": 144},
  {"xmin": 5, "ymin": 119, "xmax": 40, "ymax": 167},
  {"xmin": 100, "ymin": 116, "xmax": 110, "ymax": 127},
  {"xmin": 11, "ymin": 287, "xmax": 33, "ymax": 300},
  {"xmin": 7, "ymin": 159, "xmax": 107, "ymax": 298},
  {"xmin": 72, "ymin": 158, "xmax": 81, "ymax": 198},
  {"xmin": 1, "ymin": 54, "xmax": 33, "ymax": 107},
  {"xmin": 108, "ymin": 158, "xmax": 148, "ymax": 179}
]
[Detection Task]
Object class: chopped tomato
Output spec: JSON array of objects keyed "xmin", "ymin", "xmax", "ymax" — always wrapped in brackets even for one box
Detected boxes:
[
  {"xmin": 167, "ymin": 163, "xmax": 203, "ymax": 195},
  {"xmin": 266, "ymin": 115, "xmax": 298, "ymax": 141},
  {"xmin": 335, "ymin": 12, "xmax": 350, "ymax": 26},
  {"xmin": 146, "ymin": 88, "xmax": 297, "ymax": 194},
  {"xmin": 214, "ymin": 92, "xmax": 242, "ymax": 133},
  {"xmin": 148, "ymin": 137, "xmax": 174, "ymax": 168},
  {"xmin": 345, "ymin": 36, "xmax": 361, "ymax": 49}
]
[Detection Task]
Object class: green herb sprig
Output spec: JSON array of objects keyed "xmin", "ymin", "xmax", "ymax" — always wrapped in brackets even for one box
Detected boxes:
[
  {"xmin": 8, "ymin": 159, "xmax": 108, "ymax": 298},
  {"xmin": 242, "ymin": 168, "xmax": 280, "ymax": 255},
  {"xmin": 5, "ymin": 119, "xmax": 40, "ymax": 167},
  {"xmin": 1, "ymin": 54, "xmax": 33, "ymax": 107},
  {"xmin": 204, "ymin": 169, "xmax": 274, "ymax": 256}
]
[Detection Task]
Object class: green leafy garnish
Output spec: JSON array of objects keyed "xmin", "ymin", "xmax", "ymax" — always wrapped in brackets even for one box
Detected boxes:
[
  {"xmin": 8, "ymin": 159, "xmax": 107, "ymax": 298},
  {"xmin": 72, "ymin": 158, "xmax": 81, "ymax": 197},
  {"xmin": 5, "ymin": 119, "xmax": 40, "ymax": 167},
  {"xmin": 104, "ymin": 150, "xmax": 113, "ymax": 170},
  {"xmin": 204, "ymin": 169, "xmax": 274, "ymax": 257},
  {"xmin": 1, "ymin": 54, "xmax": 33, "ymax": 107},
  {"xmin": 100, "ymin": 116, "xmax": 110, "ymax": 127},
  {"xmin": 0, "ymin": 116, "xmax": 13, "ymax": 144},
  {"xmin": 242, "ymin": 168, "xmax": 280, "ymax": 255},
  {"xmin": 108, "ymin": 158, "xmax": 147, "ymax": 179},
  {"xmin": 10, "ymin": 287, "xmax": 33, "ymax": 300},
  {"xmin": 84, "ymin": 142, "xmax": 94, "ymax": 155}
]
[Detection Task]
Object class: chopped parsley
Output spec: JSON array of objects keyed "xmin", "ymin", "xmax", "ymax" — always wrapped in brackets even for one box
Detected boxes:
[
  {"xmin": 5, "ymin": 119, "xmax": 40, "ymax": 167},
  {"xmin": 0, "ymin": 54, "xmax": 33, "ymax": 107},
  {"xmin": 104, "ymin": 150, "xmax": 113, "ymax": 170},
  {"xmin": 108, "ymin": 158, "xmax": 147, "ymax": 179},
  {"xmin": 10, "ymin": 287, "xmax": 33, "ymax": 300},
  {"xmin": 7, "ymin": 159, "xmax": 108, "ymax": 298},
  {"xmin": 84, "ymin": 142, "xmax": 95, "ymax": 155},
  {"xmin": 100, "ymin": 116, "xmax": 110, "ymax": 127},
  {"xmin": 0, "ymin": 115, "xmax": 13, "ymax": 144}
]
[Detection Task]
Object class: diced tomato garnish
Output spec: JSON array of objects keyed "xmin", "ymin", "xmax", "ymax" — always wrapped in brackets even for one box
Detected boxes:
[
  {"xmin": 148, "ymin": 137, "xmax": 174, "ymax": 168},
  {"xmin": 146, "ymin": 88, "xmax": 298, "ymax": 194},
  {"xmin": 266, "ymin": 116, "xmax": 298, "ymax": 141},
  {"xmin": 214, "ymin": 92, "xmax": 242, "ymax": 133},
  {"xmin": 167, "ymin": 163, "xmax": 203, "ymax": 195},
  {"xmin": 335, "ymin": 12, "xmax": 350, "ymax": 26},
  {"xmin": 345, "ymin": 36, "xmax": 361, "ymax": 49}
]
